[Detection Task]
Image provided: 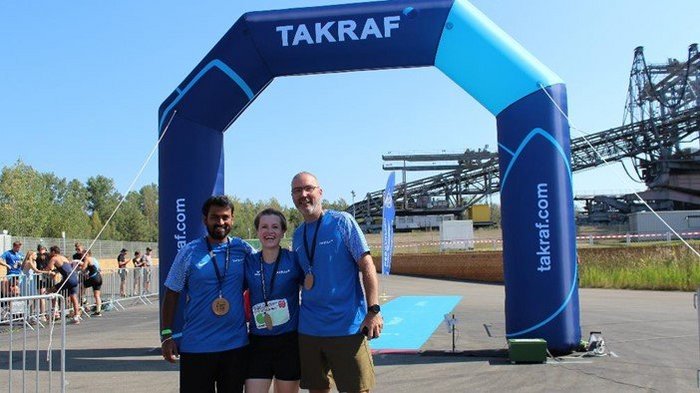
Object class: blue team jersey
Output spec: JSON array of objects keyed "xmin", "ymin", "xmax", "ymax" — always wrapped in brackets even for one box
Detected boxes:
[
  {"xmin": 164, "ymin": 236, "xmax": 253, "ymax": 353},
  {"xmin": 293, "ymin": 210, "xmax": 370, "ymax": 336},
  {"xmin": 2, "ymin": 250, "xmax": 24, "ymax": 276},
  {"xmin": 245, "ymin": 249, "xmax": 303, "ymax": 336}
]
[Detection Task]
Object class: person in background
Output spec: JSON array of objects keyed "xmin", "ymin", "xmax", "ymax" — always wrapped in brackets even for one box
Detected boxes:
[
  {"xmin": 73, "ymin": 242, "xmax": 86, "ymax": 261},
  {"xmin": 81, "ymin": 250, "xmax": 103, "ymax": 316},
  {"xmin": 35, "ymin": 245, "xmax": 52, "ymax": 300},
  {"xmin": 117, "ymin": 248, "xmax": 128, "ymax": 297},
  {"xmin": 21, "ymin": 251, "xmax": 51, "ymax": 319},
  {"xmin": 0, "ymin": 241, "xmax": 24, "ymax": 297},
  {"xmin": 244, "ymin": 208, "xmax": 303, "ymax": 393},
  {"xmin": 142, "ymin": 247, "xmax": 153, "ymax": 294},
  {"xmin": 132, "ymin": 251, "xmax": 144, "ymax": 296},
  {"xmin": 36, "ymin": 245, "xmax": 50, "ymax": 270},
  {"xmin": 46, "ymin": 246, "xmax": 81, "ymax": 324},
  {"xmin": 21, "ymin": 251, "xmax": 50, "ymax": 292}
]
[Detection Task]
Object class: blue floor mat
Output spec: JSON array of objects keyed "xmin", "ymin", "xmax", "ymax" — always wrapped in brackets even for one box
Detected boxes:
[{"xmin": 369, "ymin": 295, "xmax": 462, "ymax": 350}]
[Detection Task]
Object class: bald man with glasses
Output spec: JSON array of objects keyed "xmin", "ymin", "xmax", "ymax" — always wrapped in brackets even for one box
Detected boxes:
[{"xmin": 290, "ymin": 171, "xmax": 383, "ymax": 393}]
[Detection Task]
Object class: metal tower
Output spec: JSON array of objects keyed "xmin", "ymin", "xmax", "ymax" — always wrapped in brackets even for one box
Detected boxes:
[{"xmin": 349, "ymin": 44, "xmax": 700, "ymax": 228}]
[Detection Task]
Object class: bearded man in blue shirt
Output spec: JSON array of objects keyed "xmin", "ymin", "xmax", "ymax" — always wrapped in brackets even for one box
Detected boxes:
[
  {"xmin": 1, "ymin": 241, "xmax": 24, "ymax": 296},
  {"xmin": 160, "ymin": 195, "xmax": 254, "ymax": 393},
  {"xmin": 291, "ymin": 172, "xmax": 383, "ymax": 393}
]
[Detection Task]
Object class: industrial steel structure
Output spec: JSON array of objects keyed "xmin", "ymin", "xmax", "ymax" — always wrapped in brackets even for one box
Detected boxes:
[
  {"xmin": 583, "ymin": 43, "xmax": 700, "ymax": 221},
  {"xmin": 350, "ymin": 44, "xmax": 700, "ymax": 228}
]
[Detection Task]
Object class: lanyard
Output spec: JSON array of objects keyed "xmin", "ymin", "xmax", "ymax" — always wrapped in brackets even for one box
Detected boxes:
[
  {"xmin": 303, "ymin": 213, "xmax": 323, "ymax": 272},
  {"xmin": 259, "ymin": 248, "xmax": 282, "ymax": 306},
  {"xmin": 205, "ymin": 237, "xmax": 230, "ymax": 297}
]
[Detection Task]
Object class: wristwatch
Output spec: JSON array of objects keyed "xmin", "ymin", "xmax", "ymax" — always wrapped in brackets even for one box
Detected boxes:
[{"xmin": 368, "ymin": 304, "xmax": 381, "ymax": 314}]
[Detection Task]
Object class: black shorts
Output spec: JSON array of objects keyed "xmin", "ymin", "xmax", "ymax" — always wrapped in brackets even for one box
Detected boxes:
[
  {"xmin": 84, "ymin": 275, "xmax": 102, "ymax": 291},
  {"xmin": 248, "ymin": 331, "xmax": 300, "ymax": 381},
  {"xmin": 54, "ymin": 281, "xmax": 78, "ymax": 296},
  {"xmin": 180, "ymin": 346, "xmax": 248, "ymax": 393}
]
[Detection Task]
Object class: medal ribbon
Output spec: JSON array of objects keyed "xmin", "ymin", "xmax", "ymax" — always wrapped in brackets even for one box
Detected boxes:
[
  {"xmin": 205, "ymin": 237, "xmax": 231, "ymax": 298},
  {"xmin": 259, "ymin": 247, "xmax": 282, "ymax": 307},
  {"xmin": 302, "ymin": 213, "xmax": 323, "ymax": 273}
]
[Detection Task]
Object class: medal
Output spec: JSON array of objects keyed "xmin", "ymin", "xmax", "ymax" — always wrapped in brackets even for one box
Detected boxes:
[
  {"xmin": 212, "ymin": 297, "xmax": 230, "ymax": 316},
  {"xmin": 264, "ymin": 313, "xmax": 274, "ymax": 330},
  {"xmin": 259, "ymin": 249, "xmax": 282, "ymax": 331},
  {"xmin": 304, "ymin": 272, "xmax": 314, "ymax": 290},
  {"xmin": 303, "ymin": 214, "xmax": 323, "ymax": 291},
  {"xmin": 206, "ymin": 237, "xmax": 231, "ymax": 317}
]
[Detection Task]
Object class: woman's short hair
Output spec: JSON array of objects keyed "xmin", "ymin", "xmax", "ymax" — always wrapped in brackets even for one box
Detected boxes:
[{"xmin": 254, "ymin": 208, "xmax": 287, "ymax": 232}]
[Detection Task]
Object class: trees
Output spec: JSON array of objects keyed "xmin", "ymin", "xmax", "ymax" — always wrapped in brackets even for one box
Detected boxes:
[
  {"xmin": 140, "ymin": 183, "xmax": 158, "ymax": 240},
  {"xmin": 323, "ymin": 197, "xmax": 348, "ymax": 212},
  {"xmin": 43, "ymin": 178, "xmax": 91, "ymax": 238},
  {"xmin": 0, "ymin": 162, "xmax": 157, "ymax": 241},
  {"xmin": 0, "ymin": 161, "xmax": 54, "ymax": 236},
  {"xmin": 0, "ymin": 162, "xmax": 351, "ymax": 242},
  {"xmin": 112, "ymin": 191, "xmax": 151, "ymax": 241}
]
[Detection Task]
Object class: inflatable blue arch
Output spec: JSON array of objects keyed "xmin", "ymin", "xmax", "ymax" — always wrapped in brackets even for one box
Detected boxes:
[{"xmin": 158, "ymin": 0, "xmax": 581, "ymax": 353}]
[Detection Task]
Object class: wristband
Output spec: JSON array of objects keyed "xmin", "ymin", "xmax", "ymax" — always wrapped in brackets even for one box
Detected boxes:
[{"xmin": 160, "ymin": 328, "xmax": 172, "ymax": 337}]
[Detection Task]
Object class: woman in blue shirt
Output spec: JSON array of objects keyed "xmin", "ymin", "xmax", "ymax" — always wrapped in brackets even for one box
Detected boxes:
[{"xmin": 245, "ymin": 208, "xmax": 303, "ymax": 393}]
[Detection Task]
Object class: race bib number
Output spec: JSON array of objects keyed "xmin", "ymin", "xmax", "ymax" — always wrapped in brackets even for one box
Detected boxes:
[{"xmin": 252, "ymin": 298, "xmax": 290, "ymax": 330}]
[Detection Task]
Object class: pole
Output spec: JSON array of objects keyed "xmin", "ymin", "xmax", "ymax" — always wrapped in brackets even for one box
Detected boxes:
[{"xmin": 452, "ymin": 313, "xmax": 456, "ymax": 353}]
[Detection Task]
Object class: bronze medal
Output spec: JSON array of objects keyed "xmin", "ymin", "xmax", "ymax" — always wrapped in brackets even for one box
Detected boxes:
[
  {"xmin": 304, "ymin": 272, "xmax": 314, "ymax": 290},
  {"xmin": 206, "ymin": 238, "xmax": 231, "ymax": 317},
  {"xmin": 303, "ymin": 214, "xmax": 323, "ymax": 291},
  {"xmin": 259, "ymin": 250, "xmax": 282, "ymax": 331},
  {"xmin": 264, "ymin": 313, "xmax": 274, "ymax": 330},
  {"xmin": 212, "ymin": 297, "xmax": 230, "ymax": 316}
]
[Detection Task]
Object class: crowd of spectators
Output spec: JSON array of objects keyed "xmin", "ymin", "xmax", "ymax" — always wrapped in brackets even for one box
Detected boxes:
[{"xmin": 0, "ymin": 240, "xmax": 155, "ymax": 324}]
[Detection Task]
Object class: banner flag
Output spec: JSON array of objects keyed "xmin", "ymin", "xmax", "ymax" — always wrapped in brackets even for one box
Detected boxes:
[{"xmin": 381, "ymin": 172, "xmax": 396, "ymax": 275}]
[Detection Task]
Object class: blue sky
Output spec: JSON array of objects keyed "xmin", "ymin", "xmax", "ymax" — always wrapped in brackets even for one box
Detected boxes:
[{"xmin": 1, "ymin": 0, "xmax": 699, "ymax": 208}]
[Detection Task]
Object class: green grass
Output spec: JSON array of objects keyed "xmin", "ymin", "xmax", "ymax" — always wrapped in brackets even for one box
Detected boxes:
[
  {"xmin": 372, "ymin": 239, "xmax": 700, "ymax": 291},
  {"xmin": 579, "ymin": 246, "xmax": 700, "ymax": 291}
]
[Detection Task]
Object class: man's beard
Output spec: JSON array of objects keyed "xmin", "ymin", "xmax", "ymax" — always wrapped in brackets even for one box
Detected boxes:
[{"xmin": 208, "ymin": 224, "xmax": 231, "ymax": 240}]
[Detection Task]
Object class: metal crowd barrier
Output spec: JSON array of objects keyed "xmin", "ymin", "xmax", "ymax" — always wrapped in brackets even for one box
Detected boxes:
[
  {"xmin": 52, "ymin": 266, "xmax": 160, "ymax": 316},
  {"xmin": 99, "ymin": 266, "xmax": 159, "ymax": 311},
  {"xmin": 1, "ymin": 266, "xmax": 160, "ymax": 392},
  {"xmin": 2, "ymin": 274, "xmax": 56, "ymax": 325},
  {"xmin": 0, "ymin": 266, "xmax": 160, "ymax": 322},
  {"xmin": 1, "ymin": 293, "xmax": 67, "ymax": 393}
]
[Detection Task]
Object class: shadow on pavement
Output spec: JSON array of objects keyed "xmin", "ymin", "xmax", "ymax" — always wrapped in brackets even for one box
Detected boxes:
[
  {"xmin": 374, "ymin": 349, "xmax": 509, "ymax": 366},
  {"xmin": 1, "ymin": 347, "xmax": 178, "ymax": 372}
]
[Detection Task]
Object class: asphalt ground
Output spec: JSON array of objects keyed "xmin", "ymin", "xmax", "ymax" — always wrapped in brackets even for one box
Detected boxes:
[{"xmin": 2, "ymin": 275, "xmax": 699, "ymax": 392}]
